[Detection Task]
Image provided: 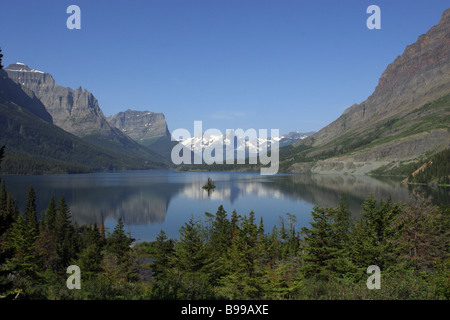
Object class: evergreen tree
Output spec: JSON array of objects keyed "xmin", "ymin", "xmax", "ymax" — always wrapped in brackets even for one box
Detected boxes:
[
  {"xmin": 350, "ymin": 195, "xmax": 403, "ymax": 271},
  {"xmin": 172, "ymin": 216, "xmax": 212, "ymax": 299},
  {"xmin": 99, "ymin": 214, "xmax": 106, "ymax": 245},
  {"xmin": 230, "ymin": 209, "xmax": 240, "ymax": 238},
  {"xmin": 4, "ymin": 214, "xmax": 39, "ymax": 281},
  {"xmin": 392, "ymin": 200, "xmax": 448, "ymax": 272},
  {"xmin": 284, "ymin": 213, "xmax": 299, "ymax": 258},
  {"xmin": 76, "ymin": 225, "xmax": 103, "ymax": 274},
  {"xmin": 0, "ymin": 48, "xmax": 3, "ymax": 69},
  {"xmin": 301, "ymin": 206, "xmax": 336, "ymax": 280},
  {"xmin": 210, "ymin": 205, "xmax": 231, "ymax": 258},
  {"xmin": 268, "ymin": 226, "xmax": 282, "ymax": 262},
  {"xmin": 0, "ymin": 179, "xmax": 15, "ymax": 294},
  {"xmin": 108, "ymin": 217, "xmax": 132, "ymax": 263},
  {"xmin": 55, "ymin": 195, "xmax": 77, "ymax": 268},
  {"xmin": 219, "ymin": 211, "xmax": 266, "ymax": 299},
  {"xmin": 35, "ymin": 226, "xmax": 60, "ymax": 271},
  {"xmin": 24, "ymin": 185, "xmax": 38, "ymax": 234},
  {"xmin": 44, "ymin": 195, "xmax": 57, "ymax": 230},
  {"xmin": 152, "ymin": 230, "xmax": 174, "ymax": 278},
  {"xmin": 0, "ymin": 179, "xmax": 7, "ymax": 220},
  {"xmin": 175, "ymin": 216, "xmax": 207, "ymax": 273},
  {"xmin": 329, "ymin": 194, "xmax": 355, "ymax": 274},
  {"xmin": 205, "ymin": 206, "xmax": 232, "ymax": 284}
]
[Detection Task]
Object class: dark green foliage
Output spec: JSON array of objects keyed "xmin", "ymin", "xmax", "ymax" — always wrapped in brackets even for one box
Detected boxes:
[
  {"xmin": 0, "ymin": 183, "xmax": 448, "ymax": 300},
  {"xmin": 151, "ymin": 230, "xmax": 174, "ymax": 278},
  {"xmin": 0, "ymin": 178, "xmax": 16, "ymax": 293},
  {"xmin": 54, "ymin": 196, "xmax": 78, "ymax": 268},
  {"xmin": 107, "ymin": 217, "xmax": 132, "ymax": 263},
  {"xmin": 301, "ymin": 206, "xmax": 337, "ymax": 280},
  {"xmin": 202, "ymin": 177, "xmax": 216, "ymax": 190},
  {"xmin": 409, "ymin": 148, "xmax": 450, "ymax": 185},
  {"xmin": 24, "ymin": 185, "xmax": 38, "ymax": 233},
  {"xmin": 0, "ymin": 146, "xmax": 5, "ymax": 164},
  {"xmin": 348, "ymin": 195, "xmax": 404, "ymax": 273}
]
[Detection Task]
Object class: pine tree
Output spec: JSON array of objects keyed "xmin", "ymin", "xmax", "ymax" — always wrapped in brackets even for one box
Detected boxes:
[
  {"xmin": 205, "ymin": 206, "xmax": 232, "ymax": 284},
  {"xmin": 152, "ymin": 230, "xmax": 174, "ymax": 278},
  {"xmin": 55, "ymin": 195, "xmax": 77, "ymax": 268},
  {"xmin": 44, "ymin": 195, "xmax": 57, "ymax": 230},
  {"xmin": 175, "ymin": 216, "xmax": 207, "ymax": 273},
  {"xmin": 219, "ymin": 211, "xmax": 266, "ymax": 299},
  {"xmin": 76, "ymin": 225, "xmax": 103, "ymax": 274},
  {"xmin": 34, "ymin": 195, "xmax": 60, "ymax": 271},
  {"xmin": 392, "ymin": 200, "xmax": 448, "ymax": 272},
  {"xmin": 329, "ymin": 194, "xmax": 355, "ymax": 274},
  {"xmin": 0, "ymin": 179, "xmax": 7, "ymax": 219},
  {"xmin": 172, "ymin": 216, "xmax": 212, "ymax": 299},
  {"xmin": 4, "ymin": 214, "xmax": 39, "ymax": 280},
  {"xmin": 99, "ymin": 214, "xmax": 106, "ymax": 245},
  {"xmin": 108, "ymin": 217, "xmax": 132, "ymax": 263},
  {"xmin": 210, "ymin": 205, "xmax": 231, "ymax": 258},
  {"xmin": 0, "ymin": 180, "xmax": 15, "ymax": 293},
  {"xmin": 302, "ymin": 206, "xmax": 336, "ymax": 280},
  {"xmin": 24, "ymin": 185, "xmax": 38, "ymax": 234},
  {"xmin": 350, "ymin": 194, "xmax": 403, "ymax": 270}
]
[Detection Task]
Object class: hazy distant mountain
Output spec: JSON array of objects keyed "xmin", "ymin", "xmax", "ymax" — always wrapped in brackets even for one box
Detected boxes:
[
  {"xmin": 5, "ymin": 63, "xmax": 167, "ymax": 165},
  {"xmin": 279, "ymin": 131, "xmax": 315, "ymax": 147},
  {"xmin": 279, "ymin": 9, "xmax": 450, "ymax": 174}
]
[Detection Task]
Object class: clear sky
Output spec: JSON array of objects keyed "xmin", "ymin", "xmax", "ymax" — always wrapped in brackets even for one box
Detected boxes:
[{"xmin": 1, "ymin": 0, "xmax": 448, "ymax": 135}]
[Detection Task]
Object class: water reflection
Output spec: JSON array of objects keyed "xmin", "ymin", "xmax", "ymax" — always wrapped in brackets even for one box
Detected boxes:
[{"xmin": 2, "ymin": 170, "xmax": 447, "ymax": 241}]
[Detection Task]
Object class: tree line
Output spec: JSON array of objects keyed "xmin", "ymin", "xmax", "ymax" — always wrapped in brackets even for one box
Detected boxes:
[
  {"xmin": 148, "ymin": 197, "xmax": 449, "ymax": 300},
  {"xmin": 407, "ymin": 148, "xmax": 450, "ymax": 186},
  {"xmin": 0, "ymin": 176, "xmax": 448, "ymax": 299}
]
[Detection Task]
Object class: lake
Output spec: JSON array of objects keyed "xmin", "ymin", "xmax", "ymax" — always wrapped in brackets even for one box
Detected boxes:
[{"xmin": 2, "ymin": 170, "xmax": 447, "ymax": 242}]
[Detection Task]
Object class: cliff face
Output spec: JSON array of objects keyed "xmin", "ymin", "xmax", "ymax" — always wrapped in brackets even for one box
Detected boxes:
[
  {"xmin": 107, "ymin": 109, "xmax": 170, "ymax": 144},
  {"xmin": 284, "ymin": 9, "xmax": 450, "ymax": 174},
  {"xmin": 0, "ymin": 69, "xmax": 166, "ymax": 174},
  {"xmin": 0, "ymin": 67, "xmax": 52, "ymax": 123},
  {"xmin": 308, "ymin": 9, "xmax": 450, "ymax": 147},
  {"xmin": 5, "ymin": 63, "xmax": 116, "ymax": 138},
  {"xmin": 4, "ymin": 63, "xmax": 168, "ymax": 164},
  {"xmin": 106, "ymin": 109, "xmax": 176, "ymax": 161}
]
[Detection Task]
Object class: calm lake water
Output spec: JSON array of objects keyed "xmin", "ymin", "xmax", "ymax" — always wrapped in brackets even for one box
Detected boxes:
[{"xmin": 2, "ymin": 170, "xmax": 448, "ymax": 242}]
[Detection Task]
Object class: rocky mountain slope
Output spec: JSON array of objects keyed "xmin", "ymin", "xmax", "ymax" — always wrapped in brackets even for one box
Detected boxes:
[
  {"xmin": 0, "ymin": 69, "xmax": 165, "ymax": 174},
  {"xmin": 106, "ymin": 109, "xmax": 176, "ymax": 159},
  {"xmin": 280, "ymin": 8, "xmax": 450, "ymax": 175},
  {"xmin": 107, "ymin": 109, "xmax": 170, "ymax": 142},
  {"xmin": 4, "ymin": 63, "xmax": 167, "ymax": 164}
]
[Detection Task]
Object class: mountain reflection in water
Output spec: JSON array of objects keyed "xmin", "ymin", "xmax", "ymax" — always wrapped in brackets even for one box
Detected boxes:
[{"xmin": 3, "ymin": 170, "xmax": 447, "ymax": 241}]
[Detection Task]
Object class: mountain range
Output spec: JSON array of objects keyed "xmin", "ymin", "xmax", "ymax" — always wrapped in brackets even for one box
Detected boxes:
[
  {"xmin": 178, "ymin": 130, "xmax": 313, "ymax": 163},
  {"xmin": 0, "ymin": 68, "xmax": 166, "ymax": 174},
  {"xmin": 0, "ymin": 63, "xmax": 174, "ymax": 174},
  {"xmin": 0, "ymin": 63, "xmax": 310, "ymax": 174},
  {"xmin": 1, "ymin": 9, "xmax": 449, "ymax": 176}
]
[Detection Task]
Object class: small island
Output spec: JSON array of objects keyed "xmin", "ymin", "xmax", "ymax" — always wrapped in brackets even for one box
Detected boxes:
[{"xmin": 202, "ymin": 177, "xmax": 216, "ymax": 191}]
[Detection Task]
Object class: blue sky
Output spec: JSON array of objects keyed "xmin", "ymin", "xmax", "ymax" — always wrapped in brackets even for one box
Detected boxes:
[{"xmin": 1, "ymin": 0, "xmax": 448, "ymax": 134}]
